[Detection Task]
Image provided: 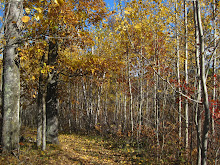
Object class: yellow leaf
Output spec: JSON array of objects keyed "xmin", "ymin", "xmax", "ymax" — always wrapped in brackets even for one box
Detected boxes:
[
  {"xmin": 25, "ymin": 8, "xmax": 31, "ymax": 14},
  {"xmin": 33, "ymin": 7, "xmax": 42, "ymax": 13},
  {"xmin": 34, "ymin": 13, "xmax": 43, "ymax": 21},
  {"xmin": 21, "ymin": 16, "xmax": 30, "ymax": 23},
  {"xmin": 125, "ymin": 7, "xmax": 133, "ymax": 12},
  {"xmin": 124, "ymin": 11, "xmax": 130, "ymax": 15},
  {"xmin": 157, "ymin": 31, "xmax": 163, "ymax": 36},
  {"xmin": 54, "ymin": 0, "xmax": 64, "ymax": 6},
  {"xmin": 35, "ymin": 15, "xmax": 40, "ymax": 21},
  {"xmin": 134, "ymin": 23, "xmax": 142, "ymax": 29},
  {"xmin": 58, "ymin": 0, "xmax": 65, "ymax": 6}
]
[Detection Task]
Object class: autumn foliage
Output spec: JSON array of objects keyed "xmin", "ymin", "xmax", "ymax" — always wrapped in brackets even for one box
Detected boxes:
[{"xmin": 0, "ymin": 0, "xmax": 219, "ymax": 164}]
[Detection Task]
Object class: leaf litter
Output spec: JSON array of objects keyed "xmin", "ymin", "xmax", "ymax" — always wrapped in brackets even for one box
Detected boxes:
[{"xmin": 0, "ymin": 128, "xmax": 149, "ymax": 164}]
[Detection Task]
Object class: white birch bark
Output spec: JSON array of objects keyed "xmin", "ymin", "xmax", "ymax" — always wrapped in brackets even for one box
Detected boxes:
[
  {"xmin": 184, "ymin": 0, "xmax": 189, "ymax": 149},
  {"xmin": 128, "ymin": 60, "xmax": 134, "ymax": 135},
  {"xmin": 175, "ymin": 0, "xmax": 182, "ymax": 141},
  {"xmin": 193, "ymin": 2, "xmax": 202, "ymax": 164},
  {"xmin": 195, "ymin": 1, "xmax": 210, "ymax": 164},
  {"xmin": 211, "ymin": 0, "xmax": 216, "ymax": 135}
]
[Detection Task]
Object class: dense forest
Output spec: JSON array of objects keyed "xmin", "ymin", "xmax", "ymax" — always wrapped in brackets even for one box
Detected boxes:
[{"xmin": 0, "ymin": 0, "xmax": 219, "ymax": 164}]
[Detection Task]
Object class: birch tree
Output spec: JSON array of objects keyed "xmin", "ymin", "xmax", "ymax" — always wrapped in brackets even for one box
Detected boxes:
[
  {"xmin": 194, "ymin": 1, "xmax": 210, "ymax": 164},
  {"xmin": 193, "ymin": 1, "xmax": 202, "ymax": 164},
  {"xmin": 211, "ymin": 0, "xmax": 217, "ymax": 135},
  {"xmin": 175, "ymin": 0, "xmax": 182, "ymax": 142},
  {"xmin": 184, "ymin": 0, "xmax": 189, "ymax": 150}
]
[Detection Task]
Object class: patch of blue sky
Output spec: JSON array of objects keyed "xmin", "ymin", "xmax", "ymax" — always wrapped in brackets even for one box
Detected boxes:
[
  {"xmin": 105, "ymin": 0, "xmax": 130, "ymax": 10},
  {"xmin": 104, "ymin": 0, "xmax": 115, "ymax": 9}
]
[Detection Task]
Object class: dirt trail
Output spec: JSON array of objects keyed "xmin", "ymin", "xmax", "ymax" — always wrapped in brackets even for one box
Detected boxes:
[
  {"xmin": 0, "ymin": 131, "xmax": 137, "ymax": 165},
  {"xmin": 56, "ymin": 134, "xmax": 132, "ymax": 165}
]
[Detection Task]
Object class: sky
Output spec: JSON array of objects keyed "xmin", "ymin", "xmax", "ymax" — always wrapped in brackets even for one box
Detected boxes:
[
  {"xmin": 104, "ymin": 0, "xmax": 115, "ymax": 8},
  {"xmin": 104, "ymin": 0, "xmax": 128, "ymax": 10}
]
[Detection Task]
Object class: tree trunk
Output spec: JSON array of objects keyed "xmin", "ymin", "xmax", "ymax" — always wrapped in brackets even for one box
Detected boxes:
[
  {"xmin": 96, "ymin": 86, "xmax": 101, "ymax": 125},
  {"xmin": 175, "ymin": 0, "xmax": 182, "ymax": 143},
  {"xmin": 154, "ymin": 56, "xmax": 159, "ymax": 147},
  {"xmin": 161, "ymin": 80, "xmax": 167, "ymax": 159},
  {"xmin": 37, "ymin": 54, "xmax": 46, "ymax": 147},
  {"xmin": 37, "ymin": 73, "xmax": 43, "ymax": 147},
  {"xmin": 68, "ymin": 79, "xmax": 73, "ymax": 133},
  {"xmin": 138, "ymin": 49, "xmax": 144, "ymax": 141},
  {"xmin": 195, "ymin": 1, "xmax": 210, "ymax": 164},
  {"xmin": 128, "ymin": 51, "xmax": 133, "ymax": 135},
  {"xmin": 42, "ymin": 92, "xmax": 46, "ymax": 150},
  {"xmin": 145, "ymin": 80, "xmax": 149, "ymax": 126},
  {"xmin": 123, "ymin": 93, "xmax": 127, "ymax": 132},
  {"xmin": 46, "ymin": 40, "xmax": 59, "ymax": 144},
  {"xmin": 184, "ymin": 0, "xmax": 189, "ymax": 150},
  {"xmin": 193, "ymin": 2, "xmax": 202, "ymax": 164},
  {"xmin": 211, "ymin": 0, "xmax": 216, "ymax": 135},
  {"xmin": 2, "ymin": 0, "xmax": 22, "ymax": 153}
]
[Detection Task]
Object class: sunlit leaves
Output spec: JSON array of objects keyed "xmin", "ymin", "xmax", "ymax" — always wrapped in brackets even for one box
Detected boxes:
[
  {"xmin": 25, "ymin": 8, "xmax": 31, "ymax": 14},
  {"xmin": 124, "ymin": 10, "xmax": 130, "ymax": 15},
  {"xmin": 21, "ymin": 16, "xmax": 30, "ymax": 23},
  {"xmin": 33, "ymin": 7, "xmax": 43, "ymax": 13},
  {"xmin": 124, "ymin": 7, "xmax": 133, "ymax": 15},
  {"xmin": 134, "ymin": 23, "xmax": 142, "ymax": 30},
  {"xmin": 54, "ymin": 0, "xmax": 64, "ymax": 6}
]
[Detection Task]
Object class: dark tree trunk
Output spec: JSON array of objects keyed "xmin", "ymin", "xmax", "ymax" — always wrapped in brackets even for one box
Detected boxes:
[
  {"xmin": 1, "ymin": 0, "xmax": 22, "ymax": 153},
  {"xmin": 42, "ymin": 92, "xmax": 46, "ymax": 150},
  {"xmin": 37, "ymin": 55, "xmax": 45, "ymax": 147},
  {"xmin": 37, "ymin": 73, "xmax": 43, "ymax": 147},
  {"xmin": 46, "ymin": 40, "xmax": 59, "ymax": 144}
]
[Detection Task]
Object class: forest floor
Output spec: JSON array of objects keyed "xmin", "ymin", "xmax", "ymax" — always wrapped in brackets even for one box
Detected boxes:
[{"xmin": 0, "ymin": 128, "xmax": 152, "ymax": 165}]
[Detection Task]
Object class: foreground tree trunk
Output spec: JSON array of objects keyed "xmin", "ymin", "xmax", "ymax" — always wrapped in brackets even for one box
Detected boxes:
[
  {"xmin": 2, "ymin": 0, "xmax": 22, "ymax": 153},
  {"xmin": 46, "ymin": 39, "xmax": 59, "ymax": 144},
  {"xmin": 37, "ymin": 54, "xmax": 46, "ymax": 148}
]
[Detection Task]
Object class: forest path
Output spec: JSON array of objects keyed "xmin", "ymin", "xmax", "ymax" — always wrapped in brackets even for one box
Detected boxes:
[
  {"xmin": 0, "ymin": 128, "xmax": 142, "ymax": 165},
  {"xmin": 57, "ymin": 134, "xmax": 133, "ymax": 165}
]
